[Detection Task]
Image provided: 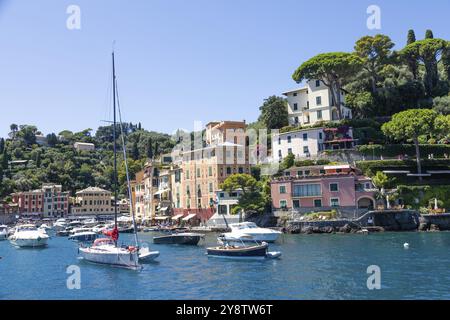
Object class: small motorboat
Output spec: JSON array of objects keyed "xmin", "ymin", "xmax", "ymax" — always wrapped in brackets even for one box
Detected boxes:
[
  {"xmin": 153, "ymin": 232, "xmax": 205, "ymax": 245},
  {"xmin": 207, "ymin": 236, "xmax": 281, "ymax": 260},
  {"xmin": 0, "ymin": 225, "xmax": 8, "ymax": 241},
  {"xmin": 68, "ymin": 231, "xmax": 98, "ymax": 242},
  {"xmin": 138, "ymin": 246, "xmax": 160, "ymax": 263}
]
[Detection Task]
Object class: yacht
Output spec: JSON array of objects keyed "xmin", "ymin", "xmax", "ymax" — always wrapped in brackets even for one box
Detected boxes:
[
  {"xmin": 53, "ymin": 219, "xmax": 67, "ymax": 231},
  {"xmin": 9, "ymin": 224, "xmax": 50, "ymax": 248},
  {"xmin": 0, "ymin": 225, "xmax": 8, "ymax": 240},
  {"xmin": 219, "ymin": 222, "xmax": 282, "ymax": 243},
  {"xmin": 68, "ymin": 231, "xmax": 97, "ymax": 242},
  {"xmin": 82, "ymin": 218, "xmax": 98, "ymax": 227}
]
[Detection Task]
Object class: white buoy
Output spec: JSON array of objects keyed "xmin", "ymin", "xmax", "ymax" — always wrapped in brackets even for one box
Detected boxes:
[{"xmin": 403, "ymin": 243, "xmax": 409, "ymax": 249}]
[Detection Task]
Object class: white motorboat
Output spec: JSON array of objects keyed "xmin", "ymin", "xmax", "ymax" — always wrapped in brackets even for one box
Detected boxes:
[
  {"xmin": 70, "ymin": 227, "xmax": 93, "ymax": 235},
  {"xmin": 0, "ymin": 225, "xmax": 8, "ymax": 241},
  {"xmin": 53, "ymin": 219, "xmax": 67, "ymax": 231},
  {"xmin": 220, "ymin": 222, "xmax": 282, "ymax": 243},
  {"xmin": 69, "ymin": 231, "xmax": 98, "ymax": 242},
  {"xmin": 9, "ymin": 224, "xmax": 49, "ymax": 248},
  {"xmin": 83, "ymin": 218, "xmax": 98, "ymax": 227}
]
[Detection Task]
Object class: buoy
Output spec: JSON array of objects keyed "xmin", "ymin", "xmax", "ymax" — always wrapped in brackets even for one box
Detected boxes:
[{"xmin": 403, "ymin": 243, "xmax": 409, "ymax": 249}]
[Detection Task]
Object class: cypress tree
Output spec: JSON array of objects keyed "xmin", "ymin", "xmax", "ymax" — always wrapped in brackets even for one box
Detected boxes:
[
  {"xmin": 406, "ymin": 29, "xmax": 419, "ymax": 80},
  {"xmin": 146, "ymin": 137, "xmax": 153, "ymax": 159},
  {"xmin": 407, "ymin": 29, "xmax": 416, "ymax": 45},
  {"xmin": 0, "ymin": 138, "xmax": 4, "ymax": 154},
  {"xmin": 2, "ymin": 148, "xmax": 8, "ymax": 170},
  {"xmin": 36, "ymin": 152, "xmax": 41, "ymax": 168},
  {"xmin": 425, "ymin": 29, "xmax": 434, "ymax": 39},
  {"xmin": 131, "ymin": 141, "xmax": 139, "ymax": 160},
  {"xmin": 154, "ymin": 141, "xmax": 159, "ymax": 157}
]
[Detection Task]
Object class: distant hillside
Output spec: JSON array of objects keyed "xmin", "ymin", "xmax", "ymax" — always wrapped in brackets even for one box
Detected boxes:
[{"xmin": 0, "ymin": 123, "xmax": 175, "ymax": 199}]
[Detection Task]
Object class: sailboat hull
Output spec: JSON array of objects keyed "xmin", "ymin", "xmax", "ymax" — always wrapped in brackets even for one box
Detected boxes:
[{"xmin": 79, "ymin": 246, "xmax": 141, "ymax": 269}]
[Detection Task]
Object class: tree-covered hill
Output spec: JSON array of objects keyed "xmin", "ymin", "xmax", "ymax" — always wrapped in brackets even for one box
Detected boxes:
[{"xmin": 0, "ymin": 123, "xmax": 175, "ymax": 199}]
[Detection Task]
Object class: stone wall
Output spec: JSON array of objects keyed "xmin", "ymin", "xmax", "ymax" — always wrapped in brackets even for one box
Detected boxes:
[
  {"xmin": 283, "ymin": 210, "xmax": 421, "ymax": 234},
  {"xmin": 419, "ymin": 214, "xmax": 450, "ymax": 231},
  {"xmin": 370, "ymin": 210, "xmax": 420, "ymax": 231}
]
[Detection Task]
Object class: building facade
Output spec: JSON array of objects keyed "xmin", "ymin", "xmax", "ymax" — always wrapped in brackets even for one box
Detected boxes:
[
  {"xmin": 71, "ymin": 187, "xmax": 114, "ymax": 215},
  {"xmin": 11, "ymin": 184, "xmax": 69, "ymax": 218},
  {"xmin": 178, "ymin": 121, "xmax": 251, "ymax": 215},
  {"xmin": 271, "ymin": 165, "xmax": 376, "ymax": 213},
  {"xmin": 74, "ymin": 142, "xmax": 95, "ymax": 151},
  {"xmin": 283, "ymin": 79, "xmax": 352, "ymax": 127},
  {"xmin": 271, "ymin": 126, "xmax": 356, "ymax": 161},
  {"xmin": 42, "ymin": 184, "xmax": 70, "ymax": 218}
]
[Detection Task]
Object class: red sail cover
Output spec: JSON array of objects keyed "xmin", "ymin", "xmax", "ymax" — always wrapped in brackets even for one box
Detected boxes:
[{"xmin": 104, "ymin": 227, "xmax": 119, "ymax": 241}]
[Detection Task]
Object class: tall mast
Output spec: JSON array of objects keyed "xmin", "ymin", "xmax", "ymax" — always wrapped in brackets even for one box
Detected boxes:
[{"xmin": 112, "ymin": 51, "xmax": 118, "ymax": 230}]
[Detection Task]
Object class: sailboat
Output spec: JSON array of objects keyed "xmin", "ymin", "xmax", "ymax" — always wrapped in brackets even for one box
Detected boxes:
[{"xmin": 78, "ymin": 51, "xmax": 159, "ymax": 269}]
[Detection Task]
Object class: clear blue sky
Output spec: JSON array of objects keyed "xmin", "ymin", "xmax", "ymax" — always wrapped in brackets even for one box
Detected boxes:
[{"xmin": 1, "ymin": 0, "xmax": 449, "ymax": 138}]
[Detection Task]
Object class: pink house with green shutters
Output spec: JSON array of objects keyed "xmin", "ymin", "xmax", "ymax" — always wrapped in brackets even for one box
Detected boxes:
[{"xmin": 271, "ymin": 164, "xmax": 377, "ymax": 213}]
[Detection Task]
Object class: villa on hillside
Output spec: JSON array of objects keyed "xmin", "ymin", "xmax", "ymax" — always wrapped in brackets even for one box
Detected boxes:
[
  {"xmin": 74, "ymin": 142, "xmax": 95, "ymax": 151},
  {"xmin": 283, "ymin": 79, "xmax": 352, "ymax": 127},
  {"xmin": 271, "ymin": 126, "xmax": 357, "ymax": 161},
  {"xmin": 270, "ymin": 164, "xmax": 377, "ymax": 216}
]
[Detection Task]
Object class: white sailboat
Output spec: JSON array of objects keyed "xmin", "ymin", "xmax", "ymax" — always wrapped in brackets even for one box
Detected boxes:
[{"xmin": 78, "ymin": 51, "xmax": 159, "ymax": 269}]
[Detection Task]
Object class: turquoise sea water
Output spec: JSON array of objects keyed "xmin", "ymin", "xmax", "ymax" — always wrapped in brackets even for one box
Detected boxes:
[{"xmin": 1, "ymin": 231, "xmax": 450, "ymax": 300}]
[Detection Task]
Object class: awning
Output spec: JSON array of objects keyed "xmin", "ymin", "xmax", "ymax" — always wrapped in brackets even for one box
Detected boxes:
[
  {"xmin": 182, "ymin": 213, "xmax": 197, "ymax": 221},
  {"xmin": 324, "ymin": 164, "xmax": 351, "ymax": 170},
  {"xmin": 154, "ymin": 189, "xmax": 170, "ymax": 196},
  {"xmin": 158, "ymin": 207, "xmax": 168, "ymax": 212},
  {"xmin": 154, "ymin": 216, "xmax": 170, "ymax": 220},
  {"xmin": 171, "ymin": 214, "xmax": 184, "ymax": 220}
]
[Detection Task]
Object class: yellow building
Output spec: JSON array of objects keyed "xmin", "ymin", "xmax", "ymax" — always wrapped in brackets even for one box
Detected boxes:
[{"xmin": 71, "ymin": 187, "xmax": 114, "ymax": 215}]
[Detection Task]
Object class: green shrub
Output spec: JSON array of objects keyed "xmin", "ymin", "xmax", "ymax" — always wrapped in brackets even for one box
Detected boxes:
[
  {"xmin": 357, "ymin": 144, "xmax": 450, "ymax": 158},
  {"xmin": 397, "ymin": 185, "xmax": 450, "ymax": 209}
]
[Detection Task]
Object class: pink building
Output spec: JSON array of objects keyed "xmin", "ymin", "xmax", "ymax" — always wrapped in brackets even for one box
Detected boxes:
[
  {"xmin": 12, "ymin": 184, "xmax": 69, "ymax": 218},
  {"xmin": 271, "ymin": 164, "xmax": 376, "ymax": 213}
]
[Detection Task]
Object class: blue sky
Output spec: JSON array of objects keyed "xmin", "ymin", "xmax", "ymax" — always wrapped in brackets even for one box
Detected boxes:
[{"xmin": 0, "ymin": 0, "xmax": 449, "ymax": 138}]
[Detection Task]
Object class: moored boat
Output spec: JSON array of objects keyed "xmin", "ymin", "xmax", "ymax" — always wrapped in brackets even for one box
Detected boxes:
[
  {"xmin": 77, "ymin": 50, "xmax": 159, "ymax": 269},
  {"xmin": 219, "ymin": 222, "xmax": 282, "ymax": 243},
  {"xmin": 69, "ymin": 231, "xmax": 98, "ymax": 242},
  {"xmin": 206, "ymin": 242, "xmax": 272, "ymax": 259},
  {"xmin": 0, "ymin": 225, "xmax": 8, "ymax": 241},
  {"xmin": 153, "ymin": 232, "xmax": 204, "ymax": 245},
  {"xmin": 207, "ymin": 236, "xmax": 281, "ymax": 260},
  {"xmin": 9, "ymin": 224, "xmax": 49, "ymax": 248}
]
